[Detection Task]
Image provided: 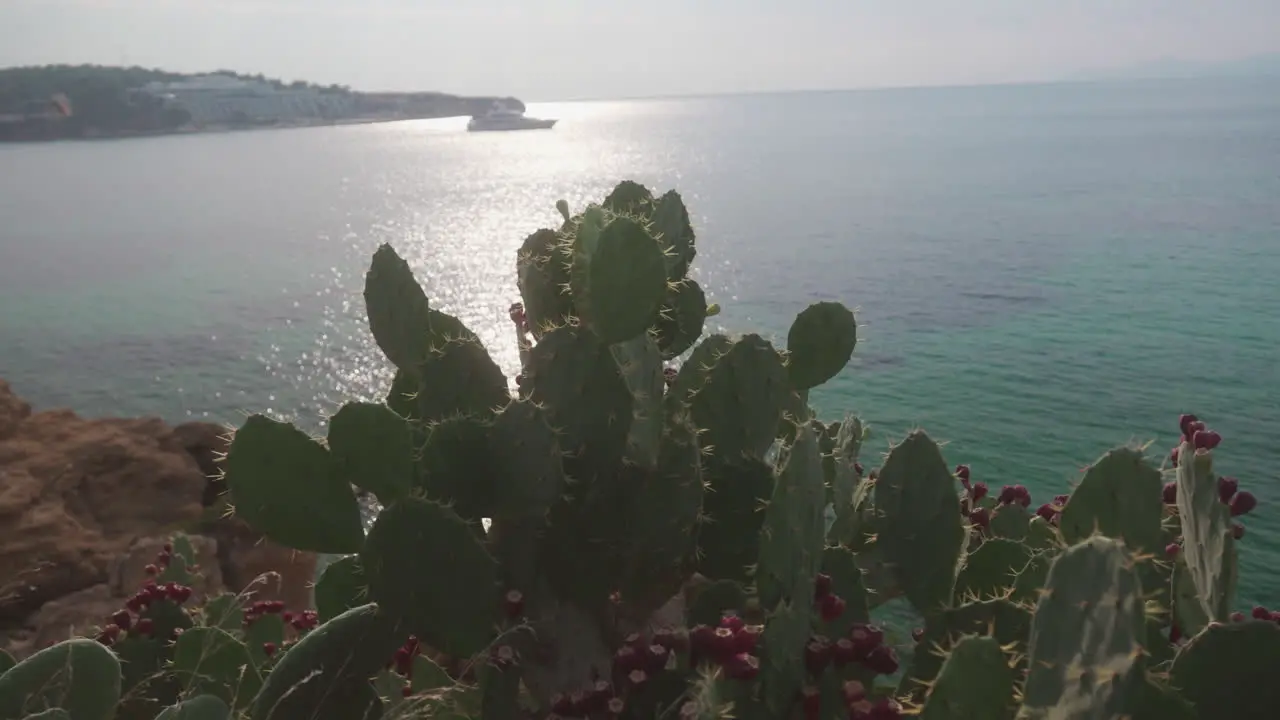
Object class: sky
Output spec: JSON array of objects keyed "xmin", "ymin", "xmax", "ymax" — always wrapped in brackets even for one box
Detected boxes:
[{"xmin": 3, "ymin": 0, "xmax": 1279, "ymax": 100}]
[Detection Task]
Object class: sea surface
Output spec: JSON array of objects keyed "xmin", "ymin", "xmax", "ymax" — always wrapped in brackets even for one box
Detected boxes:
[{"xmin": 2, "ymin": 76, "xmax": 1278, "ymax": 607}]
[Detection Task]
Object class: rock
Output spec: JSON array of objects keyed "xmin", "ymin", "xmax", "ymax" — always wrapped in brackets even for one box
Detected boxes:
[
  {"xmin": 0, "ymin": 380, "xmax": 31, "ymax": 440},
  {"xmin": 0, "ymin": 381, "xmax": 317, "ymax": 659}
]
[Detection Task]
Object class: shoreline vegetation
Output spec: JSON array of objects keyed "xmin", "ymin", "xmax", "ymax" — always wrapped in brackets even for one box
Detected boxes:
[{"xmin": 0, "ymin": 64, "xmax": 524, "ymax": 142}]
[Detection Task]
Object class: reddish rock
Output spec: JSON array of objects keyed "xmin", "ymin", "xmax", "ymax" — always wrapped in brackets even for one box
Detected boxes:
[{"xmin": 0, "ymin": 380, "xmax": 317, "ymax": 659}]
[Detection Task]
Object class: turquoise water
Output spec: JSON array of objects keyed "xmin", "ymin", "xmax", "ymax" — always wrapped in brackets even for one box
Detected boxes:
[{"xmin": 1, "ymin": 76, "xmax": 1278, "ymax": 605}]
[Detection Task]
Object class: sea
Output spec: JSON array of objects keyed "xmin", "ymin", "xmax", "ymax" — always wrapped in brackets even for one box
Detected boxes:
[{"xmin": 1, "ymin": 76, "xmax": 1278, "ymax": 610}]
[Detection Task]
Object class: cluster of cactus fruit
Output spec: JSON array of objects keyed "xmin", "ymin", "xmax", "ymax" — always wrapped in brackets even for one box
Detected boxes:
[{"xmin": 2, "ymin": 180, "xmax": 1278, "ymax": 719}]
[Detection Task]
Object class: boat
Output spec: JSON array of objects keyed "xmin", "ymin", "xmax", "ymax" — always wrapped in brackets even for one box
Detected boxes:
[{"xmin": 466, "ymin": 100, "xmax": 557, "ymax": 132}]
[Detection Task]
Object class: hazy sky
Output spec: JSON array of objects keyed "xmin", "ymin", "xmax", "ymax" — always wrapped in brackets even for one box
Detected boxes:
[{"xmin": 4, "ymin": 0, "xmax": 1279, "ymax": 100}]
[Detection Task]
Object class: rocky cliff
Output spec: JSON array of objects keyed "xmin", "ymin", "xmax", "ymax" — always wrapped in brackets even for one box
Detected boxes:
[{"xmin": 0, "ymin": 379, "xmax": 316, "ymax": 659}]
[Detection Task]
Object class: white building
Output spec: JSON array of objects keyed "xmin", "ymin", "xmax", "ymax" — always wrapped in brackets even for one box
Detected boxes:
[{"xmin": 138, "ymin": 74, "xmax": 355, "ymax": 125}]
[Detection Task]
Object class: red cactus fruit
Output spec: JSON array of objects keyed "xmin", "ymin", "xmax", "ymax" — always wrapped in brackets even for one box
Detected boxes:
[
  {"xmin": 508, "ymin": 302, "xmax": 525, "ymax": 324},
  {"xmin": 1170, "ymin": 623, "xmax": 1183, "ymax": 643},
  {"xmin": 719, "ymin": 613, "xmax": 745, "ymax": 633},
  {"xmin": 734, "ymin": 624, "xmax": 763, "ymax": 654},
  {"xmin": 954, "ymin": 464, "xmax": 971, "ymax": 485},
  {"xmin": 134, "ymin": 618, "xmax": 154, "ymax": 636},
  {"xmin": 144, "ymin": 564, "xmax": 158, "ymax": 576},
  {"xmin": 814, "ymin": 573, "xmax": 833, "ymax": 600},
  {"xmin": 1230, "ymin": 612, "xmax": 1246, "ymax": 622},
  {"xmin": 849, "ymin": 699, "xmax": 874, "ymax": 720},
  {"xmin": 804, "ymin": 639, "xmax": 831, "ymax": 676},
  {"xmin": 801, "ymin": 685, "xmax": 822, "ymax": 720},
  {"xmin": 623, "ymin": 632, "xmax": 647, "ymax": 651},
  {"xmin": 551, "ymin": 693, "xmax": 574, "ymax": 715},
  {"xmin": 843, "ymin": 679, "xmax": 867, "ymax": 703},
  {"xmin": 491, "ymin": 644, "xmax": 517, "ymax": 670},
  {"xmin": 1170, "ymin": 447, "xmax": 1180, "ymax": 466},
  {"xmin": 819, "ymin": 593, "xmax": 847, "ymax": 622},
  {"xmin": 712, "ymin": 627, "xmax": 737, "ymax": 661},
  {"xmin": 111, "ymin": 610, "xmax": 132, "ymax": 632},
  {"xmin": 832, "ymin": 638, "xmax": 858, "ymax": 666},
  {"xmin": 613, "ymin": 646, "xmax": 639, "ymax": 674},
  {"xmin": 1193, "ymin": 429, "xmax": 1221, "ymax": 450},
  {"xmin": 870, "ymin": 697, "xmax": 904, "ymax": 720},
  {"xmin": 968, "ymin": 507, "xmax": 990, "ymax": 531},
  {"xmin": 970, "ymin": 482, "xmax": 988, "ymax": 503},
  {"xmin": 1218, "ymin": 476, "xmax": 1238, "ymax": 503},
  {"xmin": 662, "ymin": 367, "xmax": 678, "ymax": 387},
  {"xmin": 645, "ymin": 644, "xmax": 671, "ymax": 672},
  {"xmin": 1165, "ymin": 542, "xmax": 1180, "ymax": 558},
  {"xmin": 1035, "ymin": 504, "xmax": 1057, "ymax": 522},
  {"xmin": 627, "ymin": 669, "xmax": 648, "ymax": 690},
  {"xmin": 1232, "ymin": 522, "xmax": 1245, "ymax": 540},
  {"xmin": 1162, "ymin": 482, "xmax": 1178, "ymax": 505},
  {"xmin": 848, "ymin": 624, "xmax": 884, "ymax": 658},
  {"xmin": 607, "ymin": 697, "xmax": 625, "ymax": 716},
  {"xmin": 263, "ymin": 642, "xmax": 277, "ymax": 657},
  {"xmin": 689, "ymin": 624, "xmax": 716, "ymax": 664},
  {"xmin": 724, "ymin": 652, "xmax": 760, "ymax": 681},
  {"xmin": 862, "ymin": 645, "xmax": 899, "ymax": 676},
  {"xmin": 1230, "ymin": 491, "xmax": 1257, "ymax": 517},
  {"xmin": 854, "ymin": 462, "xmax": 865, "ymax": 477},
  {"xmin": 1271, "ymin": 611, "xmax": 1280, "ymax": 624},
  {"xmin": 997, "ymin": 485, "xmax": 1018, "ymax": 505},
  {"xmin": 1178, "ymin": 414, "xmax": 1199, "ymax": 435},
  {"xmin": 1252, "ymin": 606, "xmax": 1271, "ymax": 620},
  {"xmin": 911, "ymin": 627, "xmax": 924, "ymax": 643},
  {"xmin": 1013, "ymin": 485, "xmax": 1032, "ymax": 508}
]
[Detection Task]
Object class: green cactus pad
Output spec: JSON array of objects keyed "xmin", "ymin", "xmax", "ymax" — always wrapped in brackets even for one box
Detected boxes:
[
  {"xmin": 759, "ymin": 600, "xmax": 812, "ymax": 716},
  {"xmin": 667, "ymin": 333, "xmax": 732, "ymax": 412},
  {"xmin": 20, "ymin": 710, "xmax": 72, "ymax": 720},
  {"xmin": 602, "ymin": 180, "xmax": 654, "ymax": 216},
  {"xmin": 1020, "ymin": 537, "xmax": 1147, "ymax": 718},
  {"xmin": 416, "ymin": 415, "xmax": 497, "ymax": 521},
  {"xmin": 478, "ymin": 662, "xmax": 522, "ymax": 720},
  {"xmin": 1169, "ymin": 620, "xmax": 1280, "ymax": 720},
  {"xmin": 954, "ymin": 538, "xmax": 1033, "ymax": 602},
  {"xmin": 0, "ymin": 638, "xmax": 121, "ymax": 720},
  {"xmin": 569, "ymin": 215, "xmax": 668, "ymax": 344},
  {"xmin": 899, "ymin": 599, "xmax": 1032, "ymax": 702},
  {"xmin": 651, "ymin": 190, "xmax": 697, "ymax": 281},
  {"xmin": 1010, "ymin": 550, "xmax": 1057, "ymax": 604},
  {"xmin": 688, "ymin": 580, "xmax": 749, "ymax": 627},
  {"xmin": 696, "ymin": 459, "xmax": 775, "ymax": 584},
  {"xmin": 489, "ymin": 399, "xmax": 566, "ymax": 520},
  {"xmin": 874, "ymin": 430, "xmax": 966, "ymax": 614},
  {"xmin": 654, "ymin": 279, "xmax": 708, "ymax": 359},
  {"xmin": 327, "ymin": 401, "xmax": 414, "ymax": 505},
  {"xmin": 989, "ymin": 503, "xmax": 1030, "ymax": 540},
  {"xmin": 200, "ymin": 594, "xmax": 244, "ymax": 631},
  {"xmin": 689, "ymin": 334, "xmax": 790, "ymax": 461},
  {"xmin": 785, "ymin": 302, "xmax": 857, "ymax": 391},
  {"xmin": 361, "ymin": 498, "xmax": 499, "ymax": 657},
  {"xmin": 1059, "ymin": 447, "xmax": 1164, "ymax": 554},
  {"xmin": 527, "ymin": 325, "xmax": 632, "ymax": 478},
  {"xmin": 1172, "ymin": 559, "xmax": 1210, "ymax": 638},
  {"xmin": 827, "ymin": 417, "xmax": 871, "ymax": 547},
  {"xmin": 156, "ymin": 533, "xmax": 199, "ymax": 588},
  {"xmin": 315, "ymin": 554, "xmax": 368, "ymax": 622},
  {"xmin": 1174, "ymin": 441, "xmax": 1238, "ymax": 622},
  {"xmin": 384, "ymin": 369, "xmax": 420, "ymax": 420},
  {"xmin": 611, "ymin": 333, "xmax": 665, "ymax": 468},
  {"xmin": 414, "ymin": 337, "xmax": 509, "ymax": 422},
  {"xmin": 243, "ymin": 615, "xmax": 285, "ymax": 667},
  {"xmin": 156, "ymin": 695, "xmax": 232, "ymax": 720},
  {"xmin": 820, "ymin": 547, "xmax": 871, "ymax": 638},
  {"xmin": 757, "ymin": 423, "xmax": 827, "ymax": 610},
  {"xmin": 224, "ymin": 414, "xmax": 365, "ymax": 554},
  {"xmin": 250, "ymin": 603, "xmax": 400, "ymax": 720},
  {"xmin": 0, "ymin": 650, "xmax": 12, "ymax": 675},
  {"xmin": 516, "ymin": 228, "xmax": 575, "ymax": 339},
  {"xmin": 363, "ymin": 243, "xmax": 433, "ymax": 371},
  {"xmin": 920, "ymin": 635, "xmax": 1016, "ymax": 720},
  {"xmin": 1025, "ymin": 515, "xmax": 1061, "ymax": 550},
  {"xmin": 620, "ymin": 415, "xmax": 705, "ymax": 612},
  {"xmin": 171, "ymin": 627, "xmax": 262, "ymax": 710}
]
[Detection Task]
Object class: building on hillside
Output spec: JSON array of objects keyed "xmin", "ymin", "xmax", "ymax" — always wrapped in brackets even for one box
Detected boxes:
[{"xmin": 136, "ymin": 74, "xmax": 355, "ymax": 126}]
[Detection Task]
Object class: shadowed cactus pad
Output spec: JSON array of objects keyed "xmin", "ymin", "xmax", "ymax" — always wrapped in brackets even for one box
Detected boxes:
[
  {"xmin": 0, "ymin": 639, "xmax": 121, "ymax": 720},
  {"xmin": 785, "ymin": 301, "xmax": 857, "ymax": 391}
]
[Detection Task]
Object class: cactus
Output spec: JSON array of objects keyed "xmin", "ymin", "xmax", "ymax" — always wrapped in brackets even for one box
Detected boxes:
[
  {"xmin": 1169, "ymin": 620, "xmax": 1280, "ymax": 720},
  {"xmin": 155, "ymin": 695, "xmax": 231, "ymax": 720},
  {"xmin": 919, "ymin": 635, "xmax": 1016, "ymax": 720},
  {"xmin": 1174, "ymin": 439, "xmax": 1238, "ymax": 622},
  {"xmin": 0, "ymin": 638, "xmax": 121, "ymax": 720}
]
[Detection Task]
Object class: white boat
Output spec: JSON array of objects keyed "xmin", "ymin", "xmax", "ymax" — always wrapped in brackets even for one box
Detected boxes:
[{"xmin": 467, "ymin": 101, "xmax": 556, "ymax": 132}]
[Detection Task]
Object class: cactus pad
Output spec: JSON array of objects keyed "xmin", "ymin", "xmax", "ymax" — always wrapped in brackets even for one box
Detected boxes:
[
  {"xmin": 516, "ymin": 228, "xmax": 574, "ymax": 338},
  {"xmin": 0, "ymin": 638, "xmax": 121, "ymax": 720},
  {"xmin": 569, "ymin": 215, "xmax": 668, "ymax": 344},
  {"xmin": 156, "ymin": 695, "xmax": 232, "ymax": 720},
  {"xmin": 314, "ymin": 554, "xmax": 368, "ymax": 622},
  {"xmin": 488, "ymin": 399, "xmax": 566, "ymax": 520},
  {"xmin": 224, "ymin": 414, "xmax": 365, "ymax": 554},
  {"xmin": 874, "ymin": 430, "xmax": 966, "ymax": 614},
  {"xmin": 785, "ymin": 302, "xmax": 857, "ymax": 391},
  {"xmin": 654, "ymin": 279, "xmax": 708, "ymax": 359},
  {"xmin": 1059, "ymin": 447, "xmax": 1163, "ymax": 554},
  {"xmin": 611, "ymin": 334, "xmax": 665, "ymax": 468},
  {"xmin": 1169, "ymin": 620, "xmax": 1280, "ymax": 720},
  {"xmin": 363, "ymin": 243, "xmax": 434, "ymax": 370},
  {"xmin": 414, "ymin": 337, "xmax": 509, "ymax": 421},
  {"xmin": 1174, "ymin": 441, "xmax": 1238, "ymax": 622},
  {"xmin": 920, "ymin": 635, "xmax": 1016, "ymax": 720},
  {"xmin": 327, "ymin": 401, "xmax": 414, "ymax": 505},
  {"xmin": 690, "ymin": 334, "xmax": 790, "ymax": 461},
  {"xmin": 650, "ymin": 189, "xmax": 697, "ymax": 281},
  {"xmin": 954, "ymin": 538, "xmax": 1033, "ymax": 601},
  {"xmin": 362, "ymin": 498, "xmax": 499, "ymax": 657},
  {"xmin": 697, "ymin": 459, "xmax": 775, "ymax": 583},
  {"xmin": 171, "ymin": 627, "xmax": 262, "ymax": 709},
  {"xmin": 1020, "ymin": 536, "xmax": 1147, "ymax": 718},
  {"xmin": 757, "ymin": 423, "xmax": 827, "ymax": 609}
]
